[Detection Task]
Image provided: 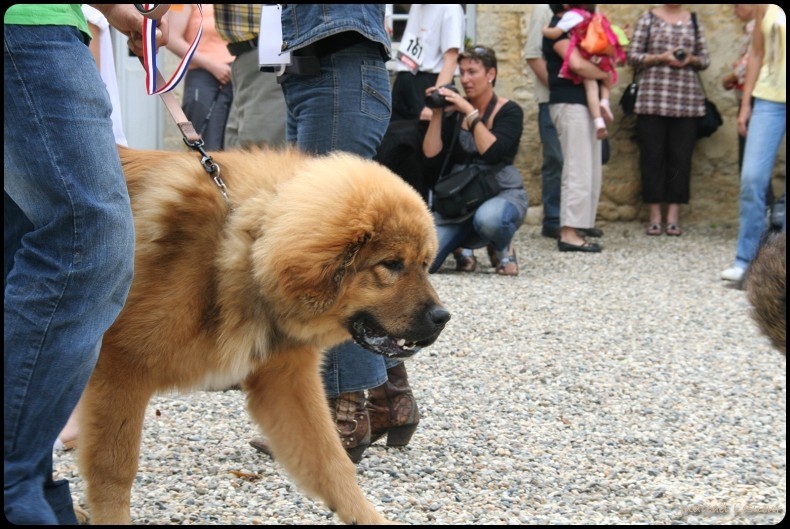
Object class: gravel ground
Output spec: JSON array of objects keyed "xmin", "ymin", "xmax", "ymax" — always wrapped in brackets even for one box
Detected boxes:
[{"xmin": 54, "ymin": 221, "xmax": 786, "ymax": 525}]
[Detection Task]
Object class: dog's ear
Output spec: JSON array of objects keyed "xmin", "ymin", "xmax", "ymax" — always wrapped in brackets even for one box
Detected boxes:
[
  {"xmin": 297, "ymin": 233, "xmax": 371, "ymax": 313},
  {"xmin": 330, "ymin": 233, "xmax": 369, "ymax": 287},
  {"xmin": 260, "ymin": 229, "xmax": 372, "ymax": 314}
]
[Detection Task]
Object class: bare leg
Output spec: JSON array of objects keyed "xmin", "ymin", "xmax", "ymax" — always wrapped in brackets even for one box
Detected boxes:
[
  {"xmin": 583, "ymin": 78, "xmax": 602, "ymax": 121},
  {"xmin": 584, "ymin": 79, "xmax": 608, "ymax": 140},
  {"xmin": 560, "ymin": 226, "xmax": 587, "ymax": 246},
  {"xmin": 649, "ymin": 204, "xmax": 663, "ymax": 225},
  {"xmin": 56, "ymin": 397, "xmax": 81, "ymax": 450},
  {"xmin": 599, "ymin": 77, "xmax": 614, "ymax": 123},
  {"xmin": 646, "ymin": 203, "xmax": 664, "ymax": 235},
  {"xmin": 666, "ymin": 203, "xmax": 680, "ymax": 225},
  {"xmin": 666, "ymin": 203, "xmax": 682, "ymax": 235}
]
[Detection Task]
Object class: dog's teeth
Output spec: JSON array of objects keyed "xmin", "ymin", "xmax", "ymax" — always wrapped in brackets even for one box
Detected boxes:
[{"xmin": 397, "ymin": 339, "xmax": 406, "ymax": 347}]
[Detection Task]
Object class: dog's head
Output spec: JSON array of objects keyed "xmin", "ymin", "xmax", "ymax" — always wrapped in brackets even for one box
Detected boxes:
[{"xmin": 253, "ymin": 152, "xmax": 449, "ymax": 357}]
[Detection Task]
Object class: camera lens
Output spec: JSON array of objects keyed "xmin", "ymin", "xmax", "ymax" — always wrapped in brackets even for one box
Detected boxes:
[
  {"xmin": 424, "ymin": 92, "xmax": 447, "ymax": 109},
  {"xmin": 674, "ymin": 48, "xmax": 687, "ymax": 61},
  {"xmin": 423, "ymin": 84, "xmax": 459, "ymax": 109}
]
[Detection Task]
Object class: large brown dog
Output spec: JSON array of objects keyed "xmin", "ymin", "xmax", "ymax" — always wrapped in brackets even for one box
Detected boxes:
[
  {"xmin": 78, "ymin": 146, "xmax": 450, "ymax": 524},
  {"xmin": 745, "ymin": 231, "xmax": 786, "ymax": 355}
]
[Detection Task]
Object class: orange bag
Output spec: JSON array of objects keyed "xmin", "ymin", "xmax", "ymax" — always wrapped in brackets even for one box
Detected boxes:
[{"xmin": 580, "ymin": 14, "xmax": 614, "ymax": 56}]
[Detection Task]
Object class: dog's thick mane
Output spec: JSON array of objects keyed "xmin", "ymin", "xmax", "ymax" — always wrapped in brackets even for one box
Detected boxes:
[{"xmin": 114, "ymin": 146, "xmax": 435, "ymax": 389}]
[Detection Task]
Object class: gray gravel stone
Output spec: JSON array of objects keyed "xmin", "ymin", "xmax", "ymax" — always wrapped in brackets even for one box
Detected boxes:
[{"xmin": 54, "ymin": 222, "xmax": 785, "ymax": 524}]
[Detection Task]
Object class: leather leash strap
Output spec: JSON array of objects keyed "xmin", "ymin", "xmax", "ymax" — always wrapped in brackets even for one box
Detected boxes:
[
  {"xmin": 134, "ymin": 4, "xmax": 230, "ymax": 204},
  {"xmin": 145, "ymin": 61, "xmax": 202, "ymax": 144}
]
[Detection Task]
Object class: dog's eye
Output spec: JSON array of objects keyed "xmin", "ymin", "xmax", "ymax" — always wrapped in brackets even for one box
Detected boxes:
[{"xmin": 380, "ymin": 260, "xmax": 404, "ymax": 272}]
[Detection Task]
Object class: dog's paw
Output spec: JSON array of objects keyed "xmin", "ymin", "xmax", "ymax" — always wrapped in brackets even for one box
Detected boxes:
[
  {"xmin": 340, "ymin": 508, "xmax": 394, "ymax": 525},
  {"xmin": 73, "ymin": 503, "xmax": 91, "ymax": 525}
]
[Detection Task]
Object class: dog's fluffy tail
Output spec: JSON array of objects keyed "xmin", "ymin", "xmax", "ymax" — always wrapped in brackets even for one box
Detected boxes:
[{"xmin": 745, "ymin": 231, "xmax": 786, "ymax": 355}]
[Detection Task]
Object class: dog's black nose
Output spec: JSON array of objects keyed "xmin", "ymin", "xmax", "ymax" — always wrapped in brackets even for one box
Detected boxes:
[{"xmin": 428, "ymin": 306, "xmax": 451, "ymax": 326}]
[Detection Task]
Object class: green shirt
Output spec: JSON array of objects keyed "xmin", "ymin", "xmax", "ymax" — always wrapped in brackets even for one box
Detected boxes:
[{"xmin": 4, "ymin": 4, "xmax": 89, "ymax": 36}]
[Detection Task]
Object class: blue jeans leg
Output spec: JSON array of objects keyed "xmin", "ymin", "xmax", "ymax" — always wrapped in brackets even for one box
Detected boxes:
[
  {"xmin": 322, "ymin": 342, "xmax": 388, "ymax": 398},
  {"xmin": 538, "ymin": 103, "xmax": 563, "ymax": 231},
  {"xmin": 281, "ymin": 40, "xmax": 392, "ymax": 396},
  {"xmin": 734, "ymin": 99, "xmax": 787, "ymax": 269},
  {"xmin": 472, "ymin": 197, "xmax": 523, "ymax": 252},
  {"xmin": 429, "ymin": 197, "xmax": 522, "ymax": 273},
  {"xmin": 430, "ymin": 220, "xmax": 476, "ymax": 274},
  {"xmin": 281, "ymin": 41, "xmax": 391, "ymax": 159},
  {"xmin": 4, "ymin": 25, "xmax": 135, "ymax": 524}
]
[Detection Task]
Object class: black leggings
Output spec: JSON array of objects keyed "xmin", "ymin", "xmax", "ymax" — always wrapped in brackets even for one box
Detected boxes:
[{"xmin": 636, "ymin": 114, "xmax": 697, "ymax": 204}]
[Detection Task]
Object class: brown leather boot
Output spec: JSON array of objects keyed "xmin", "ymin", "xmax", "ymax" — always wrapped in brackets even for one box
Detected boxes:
[
  {"xmin": 329, "ymin": 390, "xmax": 370, "ymax": 464},
  {"xmin": 366, "ymin": 363, "xmax": 419, "ymax": 447},
  {"xmin": 249, "ymin": 390, "xmax": 370, "ymax": 464}
]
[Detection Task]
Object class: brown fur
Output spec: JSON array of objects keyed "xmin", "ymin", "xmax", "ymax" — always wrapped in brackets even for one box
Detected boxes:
[
  {"xmin": 78, "ymin": 146, "xmax": 448, "ymax": 524},
  {"xmin": 745, "ymin": 232, "xmax": 786, "ymax": 355}
]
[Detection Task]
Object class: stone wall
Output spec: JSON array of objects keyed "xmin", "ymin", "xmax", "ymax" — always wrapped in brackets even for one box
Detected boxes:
[
  {"xmin": 475, "ymin": 4, "xmax": 786, "ymax": 224},
  {"xmin": 163, "ymin": 5, "xmax": 785, "ymax": 224}
]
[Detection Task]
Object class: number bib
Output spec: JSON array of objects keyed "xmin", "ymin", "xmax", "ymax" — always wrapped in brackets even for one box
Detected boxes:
[{"xmin": 397, "ymin": 30, "xmax": 424, "ymax": 74}]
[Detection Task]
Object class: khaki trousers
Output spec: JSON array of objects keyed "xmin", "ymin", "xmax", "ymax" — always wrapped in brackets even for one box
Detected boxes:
[
  {"xmin": 224, "ymin": 49, "xmax": 287, "ymax": 149},
  {"xmin": 549, "ymin": 103, "xmax": 602, "ymax": 229}
]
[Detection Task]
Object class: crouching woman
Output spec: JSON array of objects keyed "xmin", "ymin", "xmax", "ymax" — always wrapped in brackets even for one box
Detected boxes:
[{"xmin": 424, "ymin": 45, "xmax": 528, "ymax": 276}]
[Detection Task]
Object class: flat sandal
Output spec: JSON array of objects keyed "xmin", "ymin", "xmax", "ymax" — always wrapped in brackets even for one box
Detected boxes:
[{"xmin": 455, "ymin": 254, "xmax": 477, "ymax": 272}]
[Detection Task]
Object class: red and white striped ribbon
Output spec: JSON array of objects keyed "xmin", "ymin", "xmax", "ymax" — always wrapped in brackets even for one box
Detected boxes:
[{"xmin": 141, "ymin": 3, "xmax": 203, "ymax": 95}]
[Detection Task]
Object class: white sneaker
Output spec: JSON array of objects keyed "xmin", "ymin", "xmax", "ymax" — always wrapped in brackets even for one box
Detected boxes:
[{"xmin": 721, "ymin": 266, "xmax": 745, "ymax": 281}]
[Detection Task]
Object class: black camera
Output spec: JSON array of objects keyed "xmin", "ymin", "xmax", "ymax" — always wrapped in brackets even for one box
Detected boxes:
[
  {"xmin": 424, "ymin": 83, "xmax": 460, "ymax": 109},
  {"xmin": 673, "ymin": 48, "xmax": 687, "ymax": 61}
]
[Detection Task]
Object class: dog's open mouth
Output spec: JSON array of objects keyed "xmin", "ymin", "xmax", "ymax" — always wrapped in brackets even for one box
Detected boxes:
[{"xmin": 349, "ymin": 319, "xmax": 427, "ymax": 358}]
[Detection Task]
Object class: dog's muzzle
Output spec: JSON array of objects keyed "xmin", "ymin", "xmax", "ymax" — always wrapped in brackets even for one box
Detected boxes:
[{"xmin": 349, "ymin": 306, "xmax": 450, "ymax": 358}]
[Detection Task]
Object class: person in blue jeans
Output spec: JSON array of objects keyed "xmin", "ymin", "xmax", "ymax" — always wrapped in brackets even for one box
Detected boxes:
[
  {"xmin": 525, "ymin": 4, "xmax": 562, "ymax": 240},
  {"xmin": 721, "ymin": 3, "xmax": 786, "ymax": 283},
  {"xmin": 249, "ymin": 4, "xmax": 420, "ymax": 464},
  {"xmin": 4, "ymin": 5, "xmax": 168, "ymax": 524}
]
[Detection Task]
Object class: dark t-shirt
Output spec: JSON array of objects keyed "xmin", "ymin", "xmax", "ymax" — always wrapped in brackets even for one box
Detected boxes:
[{"xmin": 542, "ymin": 14, "xmax": 587, "ymax": 106}]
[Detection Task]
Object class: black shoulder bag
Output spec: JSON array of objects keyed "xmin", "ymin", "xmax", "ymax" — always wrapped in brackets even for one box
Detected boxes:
[
  {"xmin": 432, "ymin": 97, "xmax": 503, "ymax": 219},
  {"xmin": 691, "ymin": 13, "xmax": 723, "ymax": 139},
  {"xmin": 620, "ymin": 12, "xmax": 651, "ymax": 115}
]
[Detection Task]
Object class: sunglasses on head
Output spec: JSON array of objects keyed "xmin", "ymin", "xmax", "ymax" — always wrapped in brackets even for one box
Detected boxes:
[
  {"xmin": 460, "ymin": 46, "xmax": 496, "ymax": 66},
  {"xmin": 463, "ymin": 46, "xmax": 492, "ymax": 58}
]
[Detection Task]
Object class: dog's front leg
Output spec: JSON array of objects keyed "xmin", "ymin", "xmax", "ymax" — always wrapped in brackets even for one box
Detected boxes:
[
  {"xmin": 245, "ymin": 347, "xmax": 389, "ymax": 525},
  {"xmin": 78, "ymin": 360, "xmax": 152, "ymax": 524}
]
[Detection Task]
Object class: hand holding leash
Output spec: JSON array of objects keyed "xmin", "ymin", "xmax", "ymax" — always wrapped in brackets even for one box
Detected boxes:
[
  {"xmin": 134, "ymin": 4, "xmax": 171, "ymax": 19},
  {"xmin": 92, "ymin": 4, "xmax": 169, "ymax": 57}
]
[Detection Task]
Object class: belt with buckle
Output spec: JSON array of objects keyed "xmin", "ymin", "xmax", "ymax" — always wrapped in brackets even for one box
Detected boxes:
[
  {"xmin": 274, "ymin": 32, "xmax": 368, "ymax": 83},
  {"xmin": 265, "ymin": 56, "xmax": 321, "ymax": 78},
  {"xmin": 227, "ymin": 37, "xmax": 258, "ymax": 57}
]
